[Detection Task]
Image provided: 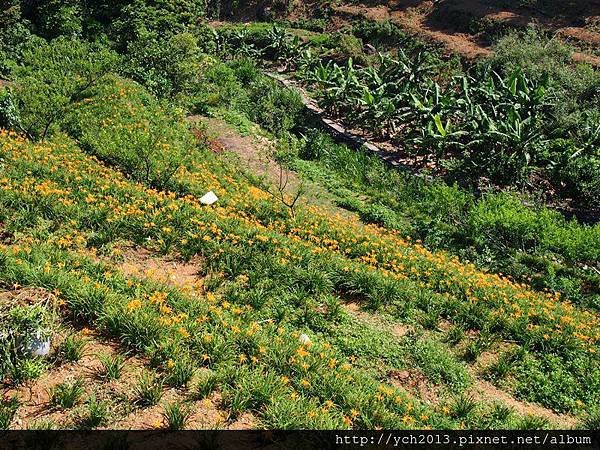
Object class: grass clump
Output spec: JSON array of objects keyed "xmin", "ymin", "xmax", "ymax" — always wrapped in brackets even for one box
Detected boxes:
[
  {"xmin": 57, "ymin": 334, "xmax": 86, "ymax": 363},
  {"xmin": 133, "ymin": 372, "xmax": 163, "ymax": 407},
  {"xmin": 0, "ymin": 397, "xmax": 19, "ymax": 429},
  {"xmin": 162, "ymin": 401, "xmax": 191, "ymax": 430},
  {"xmin": 49, "ymin": 379, "xmax": 85, "ymax": 409},
  {"xmin": 98, "ymin": 354, "xmax": 125, "ymax": 381}
]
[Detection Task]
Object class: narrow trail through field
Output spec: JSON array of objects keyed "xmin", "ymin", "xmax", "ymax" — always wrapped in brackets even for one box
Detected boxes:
[
  {"xmin": 263, "ymin": 72, "xmax": 428, "ymax": 175},
  {"xmin": 190, "ymin": 115, "xmax": 359, "ymax": 220}
]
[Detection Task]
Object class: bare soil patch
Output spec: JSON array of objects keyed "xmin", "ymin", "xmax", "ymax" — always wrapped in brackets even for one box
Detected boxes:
[
  {"xmin": 4, "ymin": 331, "xmax": 146, "ymax": 429},
  {"xmin": 388, "ymin": 369, "xmax": 441, "ymax": 405},
  {"xmin": 117, "ymin": 246, "xmax": 204, "ymax": 292},
  {"xmin": 331, "ymin": 0, "xmax": 600, "ymax": 65},
  {"xmin": 191, "ymin": 115, "xmax": 359, "ymax": 219}
]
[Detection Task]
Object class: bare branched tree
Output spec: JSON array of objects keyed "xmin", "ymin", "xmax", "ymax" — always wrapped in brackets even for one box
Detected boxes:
[{"xmin": 269, "ymin": 163, "xmax": 304, "ymax": 219}]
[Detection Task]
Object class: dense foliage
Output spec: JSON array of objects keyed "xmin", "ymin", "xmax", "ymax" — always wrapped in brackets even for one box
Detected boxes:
[
  {"xmin": 211, "ymin": 23, "xmax": 600, "ymax": 208},
  {"xmin": 0, "ymin": 0, "xmax": 598, "ymax": 430}
]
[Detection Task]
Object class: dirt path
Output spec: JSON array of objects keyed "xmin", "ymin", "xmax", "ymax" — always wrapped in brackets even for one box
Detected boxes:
[{"xmin": 189, "ymin": 115, "xmax": 359, "ymax": 220}]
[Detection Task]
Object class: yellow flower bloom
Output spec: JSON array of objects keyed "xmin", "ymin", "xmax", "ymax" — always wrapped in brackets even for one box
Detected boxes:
[{"xmin": 127, "ymin": 299, "xmax": 142, "ymax": 310}]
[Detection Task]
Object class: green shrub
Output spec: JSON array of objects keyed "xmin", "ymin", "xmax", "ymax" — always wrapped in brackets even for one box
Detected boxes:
[
  {"xmin": 0, "ymin": 397, "xmax": 19, "ymax": 429},
  {"xmin": 0, "ymin": 88, "xmax": 20, "ymax": 130},
  {"xmin": 469, "ymin": 192, "xmax": 600, "ymax": 262},
  {"xmin": 0, "ymin": 3, "xmax": 35, "ymax": 71},
  {"xmin": 0, "ymin": 302, "xmax": 55, "ymax": 384},
  {"xmin": 65, "ymin": 75, "xmax": 195, "ymax": 190},
  {"xmin": 490, "ymin": 27, "xmax": 600, "ymax": 133},
  {"xmin": 122, "ymin": 31, "xmax": 202, "ymax": 98},
  {"xmin": 194, "ymin": 58, "xmax": 250, "ymax": 112},
  {"xmin": 10, "ymin": 37, "xmax": 118, "ymax": 141},
  {"xmin": 490, "ymin": 27, "xmax": 572, "ymax": 78},
  {"xmin": 33, "ymin": 0, "xmax": 83, "ymax": 39},
  {"xmin": 245, "ymin": 77, "xmax": 304, "ymax": 137},
  {"xmin": 111, "ymin": 0, "xmax": 205, "ymax": 47},
  {"xmin": 556, "ymin": 156, "xmax": 600, "ymax": 209}
]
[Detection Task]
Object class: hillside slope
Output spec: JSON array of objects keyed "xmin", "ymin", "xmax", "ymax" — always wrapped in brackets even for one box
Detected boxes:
[
  {"xmin": 217, "ymin": 0, "xmax": 600, "ymax": 65},
  {"xmin": 1, "ymin": 75, "xmax": 598, "ymax": 428}
]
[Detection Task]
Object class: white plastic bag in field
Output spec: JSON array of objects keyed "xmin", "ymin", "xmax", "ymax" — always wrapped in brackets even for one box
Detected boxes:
[
  {"xmin": 200, "ymin": 191, "xmax": 218, "ymax": 205},
  {"xmin": 299, "ymin": 333, "xmax": 311, "ymax": 345},
  {"xmin": 27, "ymin": 330, "xmax": 51, "ymax": 357}
]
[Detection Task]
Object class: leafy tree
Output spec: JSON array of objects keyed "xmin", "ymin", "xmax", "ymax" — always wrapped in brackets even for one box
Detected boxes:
[
  {"xmin": 33, "ymin": 0, "xmax": 83, "ymax": 39},
  {"xmin": 65, "ymin": 75, "xmax": 196, "ymax": 190},
  {"xmin": 111, "ymin": 0, "xmax": 205, "ymax": 47},
  {"xmin": 0, "ymin": 2, "xmax": 36, "ymax": 74},
  {"xmin": 122, "ymin": 31, "xmax": 202, "ymax": 98},
  {"xmin": 10, "ymin": 37, "xmax": 118, "ymax": 141}
]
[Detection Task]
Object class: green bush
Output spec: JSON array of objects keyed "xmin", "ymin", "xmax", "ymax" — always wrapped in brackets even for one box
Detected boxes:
[
  {"xmin": 65, "ymin": 75, "xmax": 195, "ymax": 190},
  {"xmin": 10, "ymin": 37, "xmax": 118, "ymax": 141},
  {"xmin": 0, "ymin": 3, "xmax": 36, "ymax": 73},
  {"xmin": 490, "ymin": 27, "xmax": 600, "ymax": 133},
  {"xmin": 33, "ymin": 0, "xmax": 83, "ymax": 39},
  {"xmin": 193, "ymin": 58, "xmax": 250, "ymax": 112},
  {"xmin": 469, "ymin": 192, "xmax": 600, "ymax": 263},
  {"xmin": 111, "ymin": 0, "xmax": 206, "ymax": 48},
  {"xmin": 556, "ymin": 156, "xmax": 600, "ymax": 209},
  {"xmin": 245, "ymin": 77, "xmax": 304, "ymax": 137},
  {"xmin": 412, "ymin": 339, "xmax": 471, "ymax": 389},
  {"xmin": 122, "ymin": 31, "xmax": 203, "ymax": 98}
]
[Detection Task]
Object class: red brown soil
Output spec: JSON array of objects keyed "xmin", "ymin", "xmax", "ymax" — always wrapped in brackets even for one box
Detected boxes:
[
  {"xmin": 388, "ymin": 369, "xmax": 441, "ymax": 405},
  {"xmin": 116, "ymin": 246, "xmax": 204, "ymax": 293},
  {"xmin": 189, "ymin": 115, "xmax": 359, "ymax": 219},
  {"xmin": 4, "ymin": 331, "xmax": 148, "ymax": 429},
  {"xmin": 211, "ymin": 0, "xmax": 600, "ymax": 65},
  {"xmin": 332, "ymin": 0, "xmax": 600, "ymax": 65},
  {"xmin": 469, "ymin": 379, "xmax": 577, "ymax": 428}
]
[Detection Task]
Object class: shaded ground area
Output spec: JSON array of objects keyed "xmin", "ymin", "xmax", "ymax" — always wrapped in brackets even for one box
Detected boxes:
[
  {"xmin": 217, "ymin": 0, "xmax": 600, "ymax": 65},
  {"xmin": 332, "ymin": 0, "xmax": 600, "ymax": 65}
]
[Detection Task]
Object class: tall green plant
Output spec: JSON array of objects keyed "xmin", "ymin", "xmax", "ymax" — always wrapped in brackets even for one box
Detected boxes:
[{"xmin": 10, "ymin": 37, "xmax": 118, "ymax": 141}]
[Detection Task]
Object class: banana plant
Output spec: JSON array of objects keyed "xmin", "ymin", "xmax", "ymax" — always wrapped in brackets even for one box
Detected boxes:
[{"xmin": 265, "ymin": 26, "xmax": 302, "ymax": 68}]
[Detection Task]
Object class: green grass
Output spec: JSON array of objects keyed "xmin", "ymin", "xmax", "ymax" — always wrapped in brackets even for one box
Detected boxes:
[
  {"xmin": 162, "ymin": 401, "xmax": 191, "ymax": 430},
  {"xmin": 98, "ymin": 354, "xmax": 125, "ymax": 381},
  {"xmin": 0, "ymin": 59, "xmax": 598, "ymax": 428},
  {"xmin": 0, "ymin": 397, "xmax": 19, "ymax": 429},
  {"xmin": 50, "ymin": 379, "xmax": 85, "ymax": 409},
  {"xmin": 133, "ymin": 372, "xmax": 163, "ymax": 408},
  {"xmin": 57, "ymin": 334, "xmax": 87, "ymax": 363},
  {"xmin": 78, "ymin": 394, "xmax": 110, "ymax": 428}
]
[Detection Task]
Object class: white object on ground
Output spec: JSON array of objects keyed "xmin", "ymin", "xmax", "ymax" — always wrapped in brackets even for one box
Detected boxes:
[
  {"xmin": 200, "ymin": 191, "xmax": 218, "ymax": 205},
  {"xmin": 27, "ymin": 330, "xmax": 51, "ymax": 357},
  {"xmin": 299, "ymin": 333, "xmax": 311, "ymax": 345}
]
